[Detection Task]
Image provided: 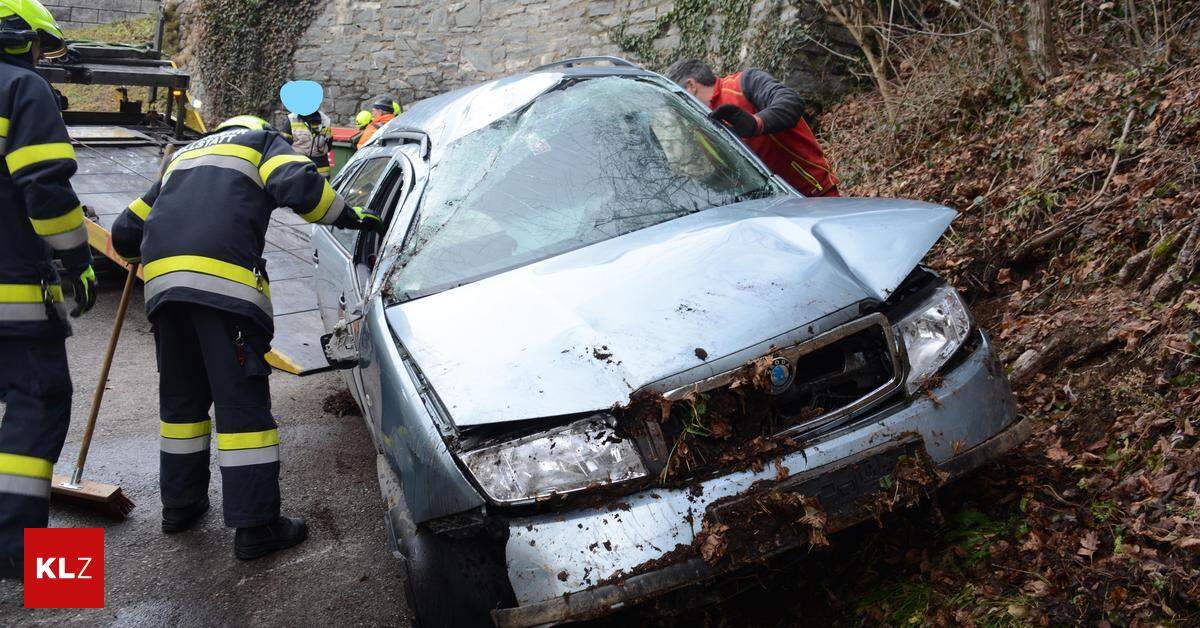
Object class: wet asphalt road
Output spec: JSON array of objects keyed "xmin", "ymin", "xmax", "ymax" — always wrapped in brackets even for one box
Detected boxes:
[{"xmin": 0, "ymin": 263, "xmax": 409, "ymax": 626}]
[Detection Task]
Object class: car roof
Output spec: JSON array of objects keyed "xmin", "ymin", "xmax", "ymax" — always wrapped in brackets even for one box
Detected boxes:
[{"xmin": 373, "ymin": 60, "xmax": 661, "ymax": 154}]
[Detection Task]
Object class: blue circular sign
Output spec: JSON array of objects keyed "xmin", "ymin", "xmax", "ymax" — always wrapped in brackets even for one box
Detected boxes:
[{"xmin": 768, "ymin": 356, "xmax": 794, "ymax": 394}]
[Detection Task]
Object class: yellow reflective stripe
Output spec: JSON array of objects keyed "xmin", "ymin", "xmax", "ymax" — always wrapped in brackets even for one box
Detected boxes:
[
  {"xmin": 0, "ymin": 283, "xmax": 63, "ymax": 303},
  {"xmin": 0, "ymin": 453, "xmax": 53, "ymax": 480},
  {"xmin": 3, "ymin": 42, "xmax": 32, "ymax": 56},
  {"xmin": 161, "ymin": 420, "xmax": 211, "ymax": 439},
  {"xmin": 299, "ymin": 182, "xmax": 336, "ymax": 222},
  {"xmin": 259, "ymin": 154, "xmax": 310, "ymax": 184},
  {"xmin": 5, "ymin": 142, "xmax": 76, "ymax": 173},
  {"xmin": 30, "ymin": 204, "xmax": 84, "ymax": 236},
  {"xmin": 217, "ymin": 429, "xmax": 279, "ymax": 450},
  {"xmin": 0, "ymin": 116, "xmax": 8, "ymax": 137},
  {"xmin": 144, "ymin": 255, "xmax": 270, "ymax": 298},
  {"xmin": 167, "ymin": 143, "xmax": 263, "ymax": 174},
  {"xmin": 290, "ymin": 122, "xmax": 307, "ymax": 130},
  {"xmin": 129, "ymin": 198, "xmax": 152, "ymax": 220}
]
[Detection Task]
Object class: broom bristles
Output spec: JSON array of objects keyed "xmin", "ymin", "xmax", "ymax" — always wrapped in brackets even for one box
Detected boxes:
[
  {"xmin": 51, "ymin": 474, "xmax": 136, "ymax": 520},
  {"xmin": 52, "ymin": 489, "xmax": 135, "ymax": 520},
  {"xmin": 108, "ymin": 490, "xmax": 135, "ymax": 518}
]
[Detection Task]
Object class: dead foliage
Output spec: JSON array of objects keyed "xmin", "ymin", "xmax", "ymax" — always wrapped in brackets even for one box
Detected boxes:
[
  {"xmin": 321, "ymin": 388, "xmax": 362, "ymax": 418},
  {"xmin": 872, "ymin": 449, "xmax": 949, "ymax": 520},
  {"xmin": 806, "ymin": 7, "xmax": 1200, "ymax": 625},
  {"xmin": 617, "ymin": 357, "xmax": 819, "ymax": 483},
  {"xmin": 696, "ymin": 490, "xmax": 830, "ymax": 567}
]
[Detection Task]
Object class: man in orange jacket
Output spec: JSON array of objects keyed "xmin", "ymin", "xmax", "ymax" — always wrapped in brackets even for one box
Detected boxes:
[
  {"xmin": 356, "ymin": 94, "xmax": 399, "ymax": 149},
  {"xmin": 665, "ymin": 59, "xmax": 839, "ymax": 197}
]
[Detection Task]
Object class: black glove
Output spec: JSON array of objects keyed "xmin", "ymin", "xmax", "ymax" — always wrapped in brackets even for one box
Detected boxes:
[
  {"xmin": 66, "ymin": 265, "xmax": 97, "ymax": 317},
  {"xmin": 710, "ymin": 104, "xmax": 760, "ymax": 138},
  {"xmin": 53, "ymin": 88, "xmax": 69, "ymax": 112}
]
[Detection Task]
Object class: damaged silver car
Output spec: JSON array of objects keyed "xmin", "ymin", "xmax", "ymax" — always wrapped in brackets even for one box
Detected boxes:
[{"xmin": 312, "ymin": 57, "xmax": 1028, "ymax": 626}]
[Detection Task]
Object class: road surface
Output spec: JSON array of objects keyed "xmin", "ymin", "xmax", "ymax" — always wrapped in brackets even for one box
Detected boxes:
[{"xmin": 0, "ymin": 262, "xmax": 409, "ymax": 626}]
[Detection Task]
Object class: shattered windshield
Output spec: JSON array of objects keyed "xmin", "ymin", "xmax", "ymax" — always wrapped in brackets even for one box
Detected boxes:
[{"xmin": 387, "ymin": 76, "xmax": 779, "ymax": 301}]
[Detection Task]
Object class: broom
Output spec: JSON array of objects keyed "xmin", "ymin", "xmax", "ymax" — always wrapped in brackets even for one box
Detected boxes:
[{"xmin": 51, "ymin": 263, "xmax": 138, "ymax": 518}]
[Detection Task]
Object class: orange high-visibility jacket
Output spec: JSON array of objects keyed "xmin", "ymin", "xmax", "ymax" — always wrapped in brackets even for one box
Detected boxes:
[
  {"xmin": 711, "ymin": 70, "xmax": 839, "ymax": 197},
  {"xmin": 356, "ymin": 113, "xmax": 395, "ymax": 149}
]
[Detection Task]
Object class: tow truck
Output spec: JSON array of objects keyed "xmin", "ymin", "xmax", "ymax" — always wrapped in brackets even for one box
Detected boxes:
[{"xmin": 40, "ymin": 42, "xmax": 329, "ymax": 374}]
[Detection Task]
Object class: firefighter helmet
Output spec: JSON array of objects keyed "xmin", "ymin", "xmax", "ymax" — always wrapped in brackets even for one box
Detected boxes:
[
  {"xmin": 215, "ymin": 115, "xmax": 273, "ymax": 133},
  {"xmin": 0, "ymin": 0, "xmax": 66, "ymax": 58}
]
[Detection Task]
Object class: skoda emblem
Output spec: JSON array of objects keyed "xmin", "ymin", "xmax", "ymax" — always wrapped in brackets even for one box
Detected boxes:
[{"xmin": 768, "ymin": 356, "xmax": 794, "ymax": 395}]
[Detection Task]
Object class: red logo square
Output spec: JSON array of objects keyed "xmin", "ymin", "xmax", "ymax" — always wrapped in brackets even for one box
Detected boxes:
[{"xmin": 23, "ymin": 528, "xmax": 105, "ymax": 608}]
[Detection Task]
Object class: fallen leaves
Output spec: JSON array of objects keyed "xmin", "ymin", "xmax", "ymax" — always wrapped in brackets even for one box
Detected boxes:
[
  {"xmin": 698, "ymin": 522, "xmax": 729, "ymax": 564},
  {"xmin": 1045, "ymin": 438, "xmax": 1074, "ymax": 465},
  {"xmin": 695, "ymin": 491, "xmax": 829, "ymax": 567},
  {"xmin": 807, "ymin": 16, "xmax": 1200, "ymax": 626},
  {"xmin": 1078, "ymin": 530, "xmax": 1100, "ymax": 559},
  {"xmin": 874, "ymin": 450, "xmax": 948, "ymax": 515}
]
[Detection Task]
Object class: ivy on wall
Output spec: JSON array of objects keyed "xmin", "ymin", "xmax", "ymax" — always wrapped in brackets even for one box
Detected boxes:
[
  {"xmin": 611, "ymin": 0, "xmax": 756, "ymax": 73},
  {"xmin": 748, "ymin": 0, "xmax": 815, "ymax": 79},
  {"xmin": 161, "ymin": 2, "xmax": 182, "ymax": 57},
  {"xmin": 195, "ymin": 0, "xmax": 323, "ymax": 121},
  {"xmin": 609, "ymin": 0, "xmax": 862, "ymax": 111}
]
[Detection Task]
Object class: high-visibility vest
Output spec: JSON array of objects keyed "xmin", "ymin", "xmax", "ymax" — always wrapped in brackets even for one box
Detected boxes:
[
  {"xmin": 287, "ymin": 111, "xmax": 332, "ymax": 174},
  {"xmin": 712, "ymin": 72, "xmax": 839, "ymax": 197},
  {"xmin": 357, "ymin": 113, "xmax": 395, "ymax": 149}
]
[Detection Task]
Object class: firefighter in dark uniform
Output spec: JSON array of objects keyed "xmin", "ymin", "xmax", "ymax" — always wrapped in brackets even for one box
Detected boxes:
[
  {"xmin": 0, "ymin": 0, "xmax": 97, "ymax": 580},
  {"xmin": 111, "ymin": 115, "xmax": 378, "ymax": 560}
]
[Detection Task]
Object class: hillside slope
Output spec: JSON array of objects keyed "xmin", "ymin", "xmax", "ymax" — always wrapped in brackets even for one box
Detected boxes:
[{"xmin": 809, "ymin": 18, "xmax": 1200, "ymax": 627}]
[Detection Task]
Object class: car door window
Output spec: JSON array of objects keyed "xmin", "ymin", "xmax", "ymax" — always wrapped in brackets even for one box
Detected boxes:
[
  {"xmin": 354, "ymin": 160, "xmax": 409, "ymax": 289},
  {"xmin": 331, "ymin": 157, "xmax": 391, "ymax": 251}
]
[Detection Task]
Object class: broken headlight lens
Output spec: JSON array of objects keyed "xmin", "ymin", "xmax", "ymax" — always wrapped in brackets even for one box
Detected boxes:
[
  {"xmin": 895, "ymin": 283, "xmax": 972, "ymax": 394},
  {"xmin": 461, "ymin": 417, "xmax": 647, "ymax": 504}
]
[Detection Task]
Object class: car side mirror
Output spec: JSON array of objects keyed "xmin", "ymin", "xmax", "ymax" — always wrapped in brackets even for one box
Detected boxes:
[{"xmin": 321, "ymin": 317, "xmax": 361, "ymax": 370}]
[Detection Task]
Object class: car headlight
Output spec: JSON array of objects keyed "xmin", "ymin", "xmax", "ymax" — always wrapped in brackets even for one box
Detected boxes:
[
  {"xmin": 461, "ymin": 417, "xmax": 647, "ymax": 504},
  {"xmin": 894, "ymin": 283, "xmax": 972, "ymax": 394}
]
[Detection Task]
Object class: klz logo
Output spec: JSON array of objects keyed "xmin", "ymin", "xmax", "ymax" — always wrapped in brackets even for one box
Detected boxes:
[
  {"xmin": 35, "ymin": 556, "xmax": 95, "ymax": 579},
  {"xmin": 24, "ymin": 528, "xmax": 104, "ymax": 608}
]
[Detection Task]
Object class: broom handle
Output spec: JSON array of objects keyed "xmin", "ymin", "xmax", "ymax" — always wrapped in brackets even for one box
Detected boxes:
[{"xmin": 69, "ymin": 263, "xmax": 139, "ymax": 484}]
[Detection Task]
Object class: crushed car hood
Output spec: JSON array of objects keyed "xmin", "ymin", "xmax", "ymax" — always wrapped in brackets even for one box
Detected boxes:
[{"xmin": 385, "ymin": 196, "xmax": 956, "ymax": 426}]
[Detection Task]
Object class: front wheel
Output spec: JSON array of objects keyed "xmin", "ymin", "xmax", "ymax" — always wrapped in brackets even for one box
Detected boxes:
[{"xmin": 400, "ymin": 527, "xmax": 515, "ymax": 627}]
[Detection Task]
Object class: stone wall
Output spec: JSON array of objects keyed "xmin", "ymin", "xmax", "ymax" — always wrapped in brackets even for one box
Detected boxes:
[
  {"xmin": 47, "ymin": 0, "xmax": 160, "ymax": 30},
  {"xmin": 173, "ymin": 0, "xmax": 859, "ymax": 125},
  {"xmin": 292, "ymin": 0, "xmax": 857, "ymax": 120},
  {"xmin": 291, "ymin": 0, "xmax": 653, "ymax": 119}
]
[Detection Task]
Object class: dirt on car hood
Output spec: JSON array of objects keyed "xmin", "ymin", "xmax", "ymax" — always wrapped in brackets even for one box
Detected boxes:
[{"xmin": 385, "ymin": 196, "xmax": 956, "ymax": 426}]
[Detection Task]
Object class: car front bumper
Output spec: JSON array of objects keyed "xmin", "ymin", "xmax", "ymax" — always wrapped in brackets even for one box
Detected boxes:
[{"xmin": 493, "ymin": 333, "xmax": 1026, "ymax": 627}]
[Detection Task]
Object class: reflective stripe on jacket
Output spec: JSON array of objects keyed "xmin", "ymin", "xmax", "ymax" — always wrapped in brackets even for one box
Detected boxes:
[
  {"xmin": 712, "ymin": 71, "xmax": 839, "ymax": 197},
  {"xmin": 0, "ymin": 52, "xmax": 89, "ymax": 337},
  {"xmin": 111, "ymin": 125, "xmax": 348, "ymax": 336},
  {"xmin": 286, "ymin": 111, "xmax": 332, "ymax": 173}
]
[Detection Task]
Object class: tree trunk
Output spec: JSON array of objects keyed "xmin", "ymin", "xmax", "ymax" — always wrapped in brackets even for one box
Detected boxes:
[
  {"xmin": 816, "ymin": 0, "xmax": 895, "ymax": 114},
  {"xmin": 1025, "ymin": 0, "xmax": 1060, "ymax": 80}
]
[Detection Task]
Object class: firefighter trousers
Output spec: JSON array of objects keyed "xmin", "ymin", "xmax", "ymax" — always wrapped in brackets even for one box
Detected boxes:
[
  {"xmin": 152, "ymin": 303, "xmax": 280, "ymax": 528},
  {"xmin": 0, "ymin": 336, "xmax": 72, "ymax": 569}
]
